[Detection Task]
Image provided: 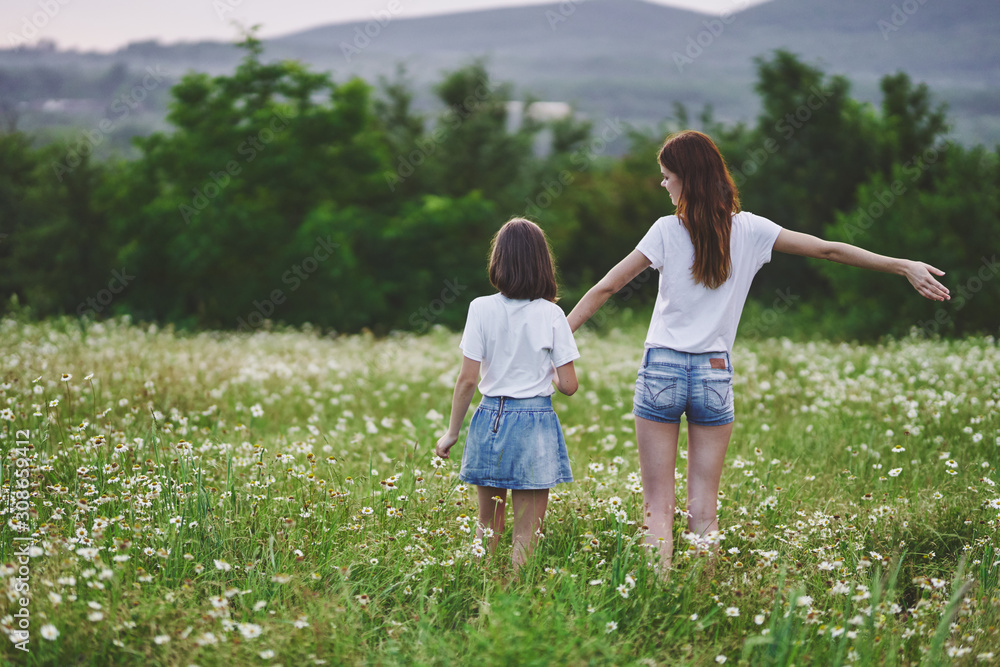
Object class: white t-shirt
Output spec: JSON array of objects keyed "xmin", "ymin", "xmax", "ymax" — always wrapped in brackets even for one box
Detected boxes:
[
  {"xmin": 459, "ymin": 293, "xmax": 580, "ymax": 399},
  {"xmin": 636, "ymin": 211, "xmax": 783, "ymax": 354}
]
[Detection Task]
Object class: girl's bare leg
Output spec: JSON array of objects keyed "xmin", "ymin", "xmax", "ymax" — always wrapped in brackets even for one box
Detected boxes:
[
  {"xmin": 685, "ymin": 422, "xmax": 734, "ymax": 542},
  {"xmin": 511, "ymin": 488, "xmax": 549, "ymax": 571},
  {"xmin": 635, "ymin": 416, "xmax": 681, "ymax": 574},
  {"xmin": 476, "ymin": 486, "xmax": 507, "ymax": 555}
]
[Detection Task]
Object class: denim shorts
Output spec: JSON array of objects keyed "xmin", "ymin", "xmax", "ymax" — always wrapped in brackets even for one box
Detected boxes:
[
  {"xmin": 632, "ymin": 347, "xmax": 735, "ymax": 426},
  {"xmin": 459, "ymin": 395, "xmax": 574, "ymax": 490}
]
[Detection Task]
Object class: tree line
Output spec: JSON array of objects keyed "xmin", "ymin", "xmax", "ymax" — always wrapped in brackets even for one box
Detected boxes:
[{"xmin": 1, "ymin": 35, "xmax": 997, "ymax": 340}]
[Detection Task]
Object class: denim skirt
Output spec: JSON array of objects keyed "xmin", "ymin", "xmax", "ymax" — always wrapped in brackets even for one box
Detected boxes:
[
  {"xmin": 459, "ymin": 395, "xmax": 574, "ymax": 490},
  {"xmin": 632, "ymin": 347, "xmax": 736, "ymax": 426}
]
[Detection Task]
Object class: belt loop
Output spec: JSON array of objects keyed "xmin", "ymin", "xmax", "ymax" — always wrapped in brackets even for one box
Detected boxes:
[{"xmin": 643, "ymin": 349, "xmax": 650, "ymax": 369}]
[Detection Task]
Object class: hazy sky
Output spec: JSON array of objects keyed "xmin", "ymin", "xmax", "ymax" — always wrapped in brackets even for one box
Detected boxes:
[{"xmin": 3, "ymin": 0, "xmax": 772, "ymax": 52}]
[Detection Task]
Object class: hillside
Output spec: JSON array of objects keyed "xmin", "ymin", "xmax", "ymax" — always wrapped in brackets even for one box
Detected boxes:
[{"xmin": 1, "ymin": 0, "xmax": 998, "ymax": 148}]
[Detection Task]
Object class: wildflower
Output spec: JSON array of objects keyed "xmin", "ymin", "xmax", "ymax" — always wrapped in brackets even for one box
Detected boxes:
[
  {"xmin": 153, "ymin": 635, "xmax": 170, "ymax": 645},
  {"xmin": 61, "ymin": 374, "xmax": 72, "ymax": 382},
  {"xmin": 715, "ymin": 657, "xmax": 727, "ymax": 664},
  {"xmin": 831, "ymin": 581, "xmax": 851, "ymax": 595},
  {"xmin": 589, "ymin": 579, "xmax": 603, "ymax": 586},
  {"xmin": 361, "ymin": 507, "xmax": 373, "ymax": 516},
  {"xmin": 356, "ymin": 594, "xmax": 370, "ymax": 606},
  {"xmin": 605, "ymin": 621, "xmax": 617, "ymax": 633},
  {"xmin": 725, "ymin": 607, "xmax": 739, "ymax": 617},
  {"xmin": 214, "ymin": 559, "xmax": 231, "ymax": 572},
  {"xmin": 754, "ymin": 614, "xmax": 765, "ymax": 625},
  {"xmin": 250, "ymin": 404, "xmax": 264, "ymax": 418},
  {"xmin": 260, "ymin": 650, "xmax": 276, "ymax": 659},
  {"xmin": 88, "ymin": 611, "xmax": 103, "ymax": 622},
  {"xmin": 197, "ymin": 632, "xmax": 218, "ymax": 646},
  {"xmin": 617, "ymin": 584, "xmax": 629, "ymax": 599},
  {"xmin": 271, "ymin": 573, "xmax": 292, "ymax": 584},
  {"xmin": 888, "ymin": 468, "xmax": 902, "ymax": 477},
  {"xmin": 690, "ymin": 613, "xmax": 698, "ymax": 621},
  {"xmin": 238, "ymin": 623, "xmax": 263, "ymax": 639},
  {"xmin": 41, "ymin": 624, "xmax": 59, "ymax": 640}
]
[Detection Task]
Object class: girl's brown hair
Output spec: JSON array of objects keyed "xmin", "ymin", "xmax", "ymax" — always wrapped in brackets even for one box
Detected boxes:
[
  {"xmin": 488, "ymin": 218, "xmax": 559, "ymax": 302},
  {"xmin": 658, "ymin": 130, "xmax": 741, "ymax": 289}
]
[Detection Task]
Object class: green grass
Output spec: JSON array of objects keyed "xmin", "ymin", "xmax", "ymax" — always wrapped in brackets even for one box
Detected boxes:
[{"xmin": 1, "ymin": 316, "xmax": 998, "ymax": 666}]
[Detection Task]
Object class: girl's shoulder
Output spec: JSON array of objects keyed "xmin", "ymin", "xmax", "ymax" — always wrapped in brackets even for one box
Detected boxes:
[
  {"xmin": 653, "ymin": 214, "xmax": 680, "ymax": 227},
  {"xmin": 732, "ymin": 210, "xmax": 782, "ymax": 235},
  {"xmin": 643, "ymin": 214, "xmax": 682, "ymax": 241},
  {"xmin": 470, "ymin": 293, "xmax": 503, "ymax": 307},
  {"xmin": 732, "ymin": 210, "xmax": 776, "ymax": 224}
]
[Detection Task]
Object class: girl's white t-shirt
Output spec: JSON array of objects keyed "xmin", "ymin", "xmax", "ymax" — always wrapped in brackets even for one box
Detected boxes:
[
  {"xmin": 459, "ymin": 293, "xmax": 580, "ymax": 399},
  {"xmin": 636, "ymin": 211, "xmax": 783, "ymax": 355}
]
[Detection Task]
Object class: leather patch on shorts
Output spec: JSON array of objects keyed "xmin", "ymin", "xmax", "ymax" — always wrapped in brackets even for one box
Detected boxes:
[{"xmin": 710, "ymin": 358, "xmax": 726, "ymax": 369}]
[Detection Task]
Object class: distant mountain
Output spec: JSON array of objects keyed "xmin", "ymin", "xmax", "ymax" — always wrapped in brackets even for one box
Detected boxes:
[{"xmin": 2, "ymin": 0, "xmax": 998, "ymax": 147}]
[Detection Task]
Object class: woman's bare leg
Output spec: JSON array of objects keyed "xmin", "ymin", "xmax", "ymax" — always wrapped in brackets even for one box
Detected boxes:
[
  {"xmin": 635, "ymin": 416, "xmax": 681, "ymax": 573},
  {"xmin": 685, "ymin": 422, "xmax": 734, "ymax": 540},
  {"xmin": 511, "ymin": 488, "xmax": 549, "ymax": 571}
]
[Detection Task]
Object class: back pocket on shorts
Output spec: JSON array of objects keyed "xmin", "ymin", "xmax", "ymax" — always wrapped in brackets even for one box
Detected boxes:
[
  {"xmin": 703, "ymin": 378, "xmax": 733, "ymax": 413},
  {"xmin": 641, "ymin": 373, "xmax": 678, "ymax": 410}
]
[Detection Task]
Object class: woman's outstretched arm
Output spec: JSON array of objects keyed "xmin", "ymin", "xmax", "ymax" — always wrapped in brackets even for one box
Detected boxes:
[
  {"xmin": 772, "ymin": 229, "xmax": 951, "ymax": 302},
  {"xmin": 566, "ymin": 250, "xmax": 652, "ymax": 332}
]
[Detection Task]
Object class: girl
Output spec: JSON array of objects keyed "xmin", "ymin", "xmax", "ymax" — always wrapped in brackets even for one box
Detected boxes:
[
  {"xmin": 435, "ymin": 217, "xmax": 579, "ymax": 572},
  {"xmin": 566, "ymin": 130, "xmax": 950, "ymax": 574}
]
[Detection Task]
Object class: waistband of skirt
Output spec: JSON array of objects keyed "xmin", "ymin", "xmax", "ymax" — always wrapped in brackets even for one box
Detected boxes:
[
  {"xmin": 643, "ymin": 346, "xmax": 731, "ymax": 369},
  {"xmin": 478, "ymin": 395, "xmax": 553, "ymax": 411}
]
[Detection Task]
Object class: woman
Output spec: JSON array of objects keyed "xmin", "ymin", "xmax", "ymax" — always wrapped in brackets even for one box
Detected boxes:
[{"xmin": 565, "ymin": 130, "xmax": 949, "ymax": 574}]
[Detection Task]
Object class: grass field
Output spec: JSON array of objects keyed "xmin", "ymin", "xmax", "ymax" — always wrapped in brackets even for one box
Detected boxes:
[{"xmin": 1, "ymin": 315, "xmax": 998, "ymax": 666}]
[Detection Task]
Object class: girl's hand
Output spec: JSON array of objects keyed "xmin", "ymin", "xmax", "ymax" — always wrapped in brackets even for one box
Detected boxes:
[
  {"xmin": 902, "ymin": 260, "xmax": 950, "ymax": 301},
  {"xmin": 435, "ymin": 432, "xmax": 459, "ymax": 458}
]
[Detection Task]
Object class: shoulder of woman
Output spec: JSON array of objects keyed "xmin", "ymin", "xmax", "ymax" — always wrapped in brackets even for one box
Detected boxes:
[{"xmin": 733, "ymin": 211, "xmax": 775, "ymax": 229}]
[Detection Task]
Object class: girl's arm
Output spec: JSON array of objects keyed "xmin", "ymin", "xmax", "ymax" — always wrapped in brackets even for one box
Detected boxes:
[
  {"xmin": 567, "ymin": 250, "xmax": 652, "ymax": 332},
  {"xmin": 772, "ymin": 229, "xmax": 951, "ymax": 302},
  {"xmin": 435, "ymin": 356, "xmax": 481, "ymax": 458},
  {"xmin": 553, "ymin": 361, "xmax": 578, "ymax": 396}
]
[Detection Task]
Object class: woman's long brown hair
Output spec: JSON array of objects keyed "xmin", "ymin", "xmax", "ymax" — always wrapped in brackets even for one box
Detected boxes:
[{"xmin": 658, "ymin": 130, "xmax": 741, "ymax": 289}]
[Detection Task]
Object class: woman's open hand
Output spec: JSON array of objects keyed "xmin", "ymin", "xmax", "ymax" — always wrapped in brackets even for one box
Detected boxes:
[{"xmin": 902, "ymin": 260, "xmax": 951, "ymax": 301}]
